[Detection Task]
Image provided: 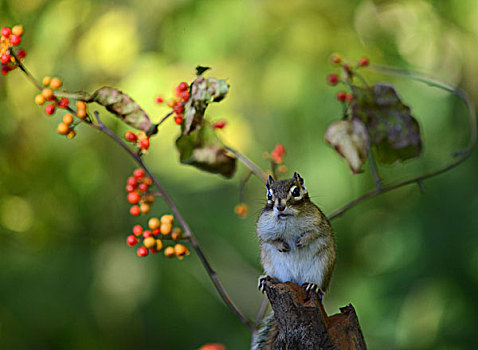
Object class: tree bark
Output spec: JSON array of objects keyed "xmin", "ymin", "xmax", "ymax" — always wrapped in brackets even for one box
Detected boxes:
[{"xmin": 263, "ymin": 279, "xmax": 366, "ymax": 350}]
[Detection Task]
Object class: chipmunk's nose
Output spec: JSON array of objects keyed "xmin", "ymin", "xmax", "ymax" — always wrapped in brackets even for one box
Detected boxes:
[{"xmin": 276, "ymin": 200, "xmax": 286, "ymax": 212}]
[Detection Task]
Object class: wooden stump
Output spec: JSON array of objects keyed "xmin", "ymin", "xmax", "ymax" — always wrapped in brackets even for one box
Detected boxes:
[{"xmin": 263, "ymin": 279, "xmax": 366, "ymax": 350}]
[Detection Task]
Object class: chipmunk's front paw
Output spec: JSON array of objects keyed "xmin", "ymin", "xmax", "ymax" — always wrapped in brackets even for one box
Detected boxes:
[
  {"xmin": 258, "ymin": 275, "xmax": 278, "ymax": 293},
  {"xmin": 302, "ymin": 282, "xmax": 324, "ymax": 300},
  {"xmin": 272, "ymin": 239, "xmax": 290, "ymax": 253},
  {"xmin": 295, "ymin": 236, "xmax": 305, "ymax": 248}
]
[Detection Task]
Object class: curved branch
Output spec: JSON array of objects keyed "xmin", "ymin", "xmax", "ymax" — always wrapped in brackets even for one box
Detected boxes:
[
  {"xmin": 225, "ymin": 145, "xmax": 266, "ymax": 182},
  {"xmin": 93, "ymin": 112, "xmax": 254, "ymax": 332},
  {"xmin": 328, "ymin": 64, "xmax": 476, "ymax": 220}
]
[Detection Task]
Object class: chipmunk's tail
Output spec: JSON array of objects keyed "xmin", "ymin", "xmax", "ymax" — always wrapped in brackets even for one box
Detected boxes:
[{"xmin": 251, "ymin": 312, "xmax": 277, "ymax": 350}]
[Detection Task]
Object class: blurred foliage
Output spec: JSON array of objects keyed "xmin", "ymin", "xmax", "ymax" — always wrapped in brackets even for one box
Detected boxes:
[{"xmin": 1, "ymin": 0, "xmax": 478, "ymax": 349}]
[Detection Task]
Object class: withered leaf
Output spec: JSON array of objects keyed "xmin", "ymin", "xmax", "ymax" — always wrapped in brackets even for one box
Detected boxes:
[
  {"xmin": 183, "ymin": 75, "xmax": 229, "ymax": 135},
  {"xmin": 87, "ymin": 87, "xmax": 153, "ymax": 133},
  {"xmin": 325, "ymin": 119, "xmax": 369, "ymax": 174},
  {"xmin": 175, "ymin": 124, "xmax": 236, "ymax": 178},
  {"xmin": 351, "ymin": 83, "xmax": 422, "ymax": 163}
]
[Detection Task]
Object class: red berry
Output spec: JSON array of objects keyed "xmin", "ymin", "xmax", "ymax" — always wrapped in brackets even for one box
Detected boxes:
[
  {"xmin": 126, "ymin": 235, "xmax": 138, "ymax": 247},
  {"xmin": 16, "ymin": 49, "xmax": 26, "ymax": 59},
  {"xmin": 133, "ymin": 169, "xmax": 145, "ymax": 178},
  {"xmin": 125, "ymin": 131, "xmax": 137, "ymax": 142},
  {"xmin": 155, "ymin": 96, "xmax": 164, "ymax": 103},
  {"xmin": 10, "ymin": 34, "xmax": 21, "ymax": 46},
  {"xmin": 327, "ymin": 73, "xmax": 339, "ymax": 85},
  {"xmin": 336, "ymin": 91, "xmax": 347, "ymax": 102},
  {"xmin": 180, "ymin": 91, "xmax": 190, "ymax": 101},
  {"xmin": 213, "ymin": 121, "xmax": 226, "ymax": 129},
  {"xmin": 359, "ymin": 57, "xmax": 369, "ymax": 67},
  {"xmin": 143, "ymin": 230, "xmax": 153, "ymax": 238},
  {"xmin": 127, "ymin": 192, "xmax": 141, "ymax": 204},
  {"xmin": 45, "ymin": 104, "xmax": 55, "ymax": 115},
  {"xmin": 139, "ymin": 138, "xmax": 150, "ymax": 150},
  {"xmin": 174, "ymin": 116, "xmax": 184, "ymax": 125},
  {"xmin": 138, "ymin": 183, "xmax": 149, "ymax": 192},
  {"xmin": 127, "ymin": 176, "xmax": 138, "ymax": 187},
  {"xmin": 173, "ymin": 104, "xmax": 184, "ymax": 114},
  {"xmin": 178, "ymin": 82, "xmax": 188, "ymax": 91},
  {"xmin": 137, "ymin": 246, "xmax": 148, "ymax": 257},
  {"xmin": 1, "ymin": 67, "xmax": 9, "ymax": 75},
  {"xmin": 58, "ymin": 98, "xmax": 69, "ymax": 108},
  {"xmin": 132, "ymin": 224, "xmax": 143, "ymax": 236},
  {"xmin": 1, "ymin": 27, "xmax": 11, "ymax": 37},
  {"xmin": 1, "ymin": 53, "xmax": 10, "ymax": 64},
  {"xmin": 346, "ymin": 93, "xmax": 354, "ymax": 102},
  {"xmin": 130, "ymin": 205, "xmax": 141, "ymax": 216},
  {"xmin": 126, "ymin": 184, "xmax": 135, "ymax": 192},
  {"xmin": 152, "ymin": 228, "xmax": 160, "ymax": 235}
]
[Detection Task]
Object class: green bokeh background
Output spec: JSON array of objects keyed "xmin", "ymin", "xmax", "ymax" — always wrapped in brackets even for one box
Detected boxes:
[{"xmin": 1, "ymin": 0, "xmax": 478, "ymax": 349}]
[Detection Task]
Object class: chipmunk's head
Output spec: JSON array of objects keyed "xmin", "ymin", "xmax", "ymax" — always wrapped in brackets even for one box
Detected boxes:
[{"xmin": 264, "ymin": 172, "xmax": 309, "ymax": 219}]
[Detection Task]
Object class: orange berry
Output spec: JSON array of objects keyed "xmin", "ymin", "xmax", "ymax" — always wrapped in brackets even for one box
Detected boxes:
[
  {"xmin": 278, "ymin": 165, "xmax": 288, "ymax": 173},
  {"xmin": 144, "ymin": 194, "xmax": 155, "ymax": 203},
  {"xmin": 76, "ymin": 109, "xmax": 86, "ymax": 119},
  {"xmin": 143, "ymin": 236, "xmax": 156, "ymax": 249},
  {"xmin": 160, "ymin": 214, "xmax": 174, "ymax": 225},
  {"xmin": 34, "ymin": 94, "xmax": 45, "ymax": 105},
  {"xmin": 62, "ymin": 113, "xmax": 73, "ymax": 125},
  {"xmin": 50, "ymin": 77, "xmax": 62, "ymax": 90},
  {"xmin": 171, "ymin": 227, "xmax": 182, "ymax": 241},
  {"xmin": 57, "ymin": 122, "xmax": 69, "ymax": 135},
  {"xmin": 41, "ymin": 88, "xmax": 53, "ymax": 99},
  {"xmin": 42, "ymin": 76, "xmax": 51, "ymax": 86},
  {"xmin": 160, "ymin": 223, "xmax": 172, "ymax": 235},
  {"xmin": 164, "ymin": 246, "xmax": 175, "ymax": 258},
  {"xmin": 174, "ymin": 244, "xmax": 189, "ymax": 259},
  {"xmin": 66, "ymin": 130, "xmax": 76, "ymax": 139},
  {"xmin": 148, "ymin": 217, "xmax": 160, "ymax": 230},
  {"xmin": 167, "ymin": 99, "xmax": 176, "ymax": 108},
  {"xmin": 76, "ymin": 100, "xmax": 86, "ymax": 110},
  {"xmin": 234, "ymin": 203, "xmax": 248, "ymax": 217},
  {"xmin": 156, "ymin": 239, "xmax": 163, "ymax": 251},
  {"xmin": 140, "ymin": 203, "xmax": 150, "ymax": 214},
  {"xmin": 11, "ymin": 25, "xmax": 23, "ymax": 36}
]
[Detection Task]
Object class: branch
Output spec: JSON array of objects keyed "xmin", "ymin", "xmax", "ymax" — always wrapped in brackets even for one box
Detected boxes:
[
  {"xmin": 225, "ymin": 145, "xmax": 266, "ymax": 182},
  {"xmin": 328, "ymin": 65, "xmax": 477, "ymax": 221},
  {"xmin": 93, "ymin": 112, "xmax": 254, "ymax": 332}
]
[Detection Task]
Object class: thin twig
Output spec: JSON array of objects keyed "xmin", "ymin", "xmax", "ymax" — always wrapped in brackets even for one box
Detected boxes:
[
  {"xmin": 328, "ymin": 65, "xmax": 477, "ymax": 220},
  {"xmin": 156, "ymin": 111, "xmax": 174, "ymax": 127},
  {"xmin": 93, "ymin": 112, "xmax": 254, "ymax": 331},
  {"xmin": 225, "ymin": 146, "xmax": 266, "ymax": 182}
]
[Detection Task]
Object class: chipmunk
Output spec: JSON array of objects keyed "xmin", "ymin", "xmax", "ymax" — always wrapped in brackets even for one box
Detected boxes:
[{"xmin": 252, "ymin": 172, "xmax": 336, "ymax": 350}]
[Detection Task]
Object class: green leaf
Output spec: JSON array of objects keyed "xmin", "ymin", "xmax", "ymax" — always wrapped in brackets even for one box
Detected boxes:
[
  {"xmin": 325, "ymin": 119, "xmax": 369, "ymax": 174},
  {"xmin": 175, "ymin": 124, "xmax": 236, "ymax": 178},
  {"xmin": 183, "ymin": 75, "xmax": 229, "ymax": 135},
  {"xmin": 87, "ymin": 87, "xmax": 153, "ymax": 132},
  {"xmin": 351, "ymin": 83, "xmax": 422, "ymax": 164}
]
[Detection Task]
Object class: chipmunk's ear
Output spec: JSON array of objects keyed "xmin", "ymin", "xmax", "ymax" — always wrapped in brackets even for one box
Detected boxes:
[
  {"xmin": 266, "ymin": 175, "xmax": 275, "ymax": 188},
  {"xmin": 293, "ymin": 172, "xmax": 304, "ymax": 186}
]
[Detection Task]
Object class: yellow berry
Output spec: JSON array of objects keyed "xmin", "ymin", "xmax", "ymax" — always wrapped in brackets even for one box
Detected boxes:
[
  {"xmin": 140, "ymin": 203, "xmax": 150, "ymax": 214},
  {"xmin": 160, "ymin": 214, "xmax": 174, "ymax": 225},
  {"xmin": 57, "ymin": 123, "xmax": 69, "ymax": 135},
  {"xmin": 174, "ymin": 244, "xmax": 189, "ymax": 259},
  {"xmin": 42, "ymin": 76, "xmax": 51, "ymax": 86},
  {"xmin": 148, "ymin": 217, "xmax": 160, "ymax": 230},
  {"xmin": 62, "ymin": 113, "xmax": 73, "ymax": 125},
  {"xmin": 164, "ymin": 246, "xmax": 175, "ymax": 258},
  {"xmin": 160, "ymin": 223, "xmax": 172, "ymax": 235},
  {"xmin": 41, "ymin": 88, "xmax": 53, "ymax": 99},
  {"xmin": 76, "ymin": 100, "xmax": 86, "ymax": 110},
  {"xmin": 76, "ymin": 109, "xmax": 86, "ymax": 119},
  {"xmin": 66, "ymin": 130, "xmax": 76, "ymax": 139},
  {"xmin": 50, "ymin": 77, "xmax": 62, "ymax": 90},
  {"xmin": 156, "ymin": 239, "xmax": 163, "ymax": 251},
  {"xmin": 171, "ymin": 227, "xmax": 182, "ymax": 241},
  {"xmin": 143, "ymin": 237, "xmax": 156, "ymax": 249},
  {"xmin": 35, "ymin": 94, "xmax": 45, "ymax": 105},
  {"xmin": 12, "ymin": 25, "xmax": 23, "ymax": 36}
]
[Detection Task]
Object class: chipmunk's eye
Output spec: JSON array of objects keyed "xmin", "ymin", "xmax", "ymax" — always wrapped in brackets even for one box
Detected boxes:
[{"xmin": 292, "ymin": 186, "xmax": 301, "ymax": 197}]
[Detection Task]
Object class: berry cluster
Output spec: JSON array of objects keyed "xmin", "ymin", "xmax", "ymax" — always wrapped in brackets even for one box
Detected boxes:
[
  {"xmin": 326, "ymin": 54, "xmax": 370, "ymax": 104},
  {"xmin": 1, "ymin": 25, "xmax": 25, "ymax": 75},
  {"xmin": 160, "ymin": 81, "xmax": 190, "ymax": 125},
  {"xmin": 126, "ymin": 168, "xmax": 155, "ymax": 216},
  {"xmin": 124, "ymin": 130, "xmax": 150, "ymax": 151},
  {"xmin": 126, "ymin": 215, "xmax": 189, "ymax": 259}
]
